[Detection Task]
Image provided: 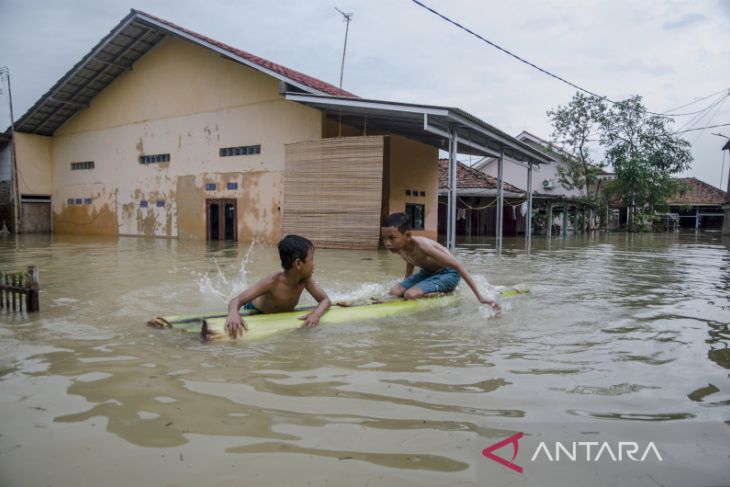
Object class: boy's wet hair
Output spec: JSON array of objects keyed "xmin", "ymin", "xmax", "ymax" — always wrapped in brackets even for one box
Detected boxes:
[
  {"xmin": 382, "ymin": 212, "xmax": 411, "ymax": 233},
  {"xmin": 279, "ymin": 234, "xmax": 314, "ymax": 270}
]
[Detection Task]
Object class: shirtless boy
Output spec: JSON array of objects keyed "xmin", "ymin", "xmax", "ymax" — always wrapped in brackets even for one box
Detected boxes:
[
  {"xmin": 381, "ymin": 212, "xmax": 500, "ymax": 311},
  {"xmin": 225, "ymin": 235, "xmax": 331, "ymax": 338}
]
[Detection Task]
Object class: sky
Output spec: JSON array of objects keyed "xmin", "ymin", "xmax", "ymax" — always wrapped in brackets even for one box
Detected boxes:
[{"xmin": 1, "ymin": 0, "xmax": 729, "ymax": 190}]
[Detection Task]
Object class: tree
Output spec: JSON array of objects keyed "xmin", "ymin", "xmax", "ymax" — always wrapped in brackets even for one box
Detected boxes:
[
  {"xmin": 547, "ymin": 92, "xmax": 607, "ymax": 200},
  {"xmin": 548, "ymin": 93, "xmax": 693, "ymax": 231}
]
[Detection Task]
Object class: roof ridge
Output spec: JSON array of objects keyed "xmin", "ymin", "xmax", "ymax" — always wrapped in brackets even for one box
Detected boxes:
[{"xmin": 133, "ymin": 9, "xmax": 357, "ymax": 98}]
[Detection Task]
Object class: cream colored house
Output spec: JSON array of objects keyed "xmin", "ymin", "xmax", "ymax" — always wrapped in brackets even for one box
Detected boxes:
[{"xmin": 10, "ymin": 10, "xmax": 548, "ymax": 248}]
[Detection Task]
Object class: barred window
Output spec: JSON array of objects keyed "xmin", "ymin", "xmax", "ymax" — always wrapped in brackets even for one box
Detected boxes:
[
  {"xmin": 71, "ymin": 161, "xmax": 95, "ymax": 170},
  {"xmin": 84, "ymin": 198, "xmax": 92, "ymax": 205},
  {"xmin": 139, "ymin": 153, "xmax": 170, "ymax": 164},
  {"xmin": 140, "ymin": 200, "xmax": 148, "ymax": 208},
  {"xmin": 227, "ymin": 182, "xmax": 238, "ymax": 190},
  {"xmin": 219, "ymin": 145, "xmax": 261, "ymax": 157},
  {"xmin": 205, "ymin": 183, "xmax": 216, "ymax": 191},
  {"xmin": 156, "ymin": 200, "xmax": 165, "ymax": 207}
]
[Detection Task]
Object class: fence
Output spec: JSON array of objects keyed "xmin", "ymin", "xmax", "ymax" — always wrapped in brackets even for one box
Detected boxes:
[{"xmin": 0, "ymin": 266, "xmax": 40, "ymax": 312}]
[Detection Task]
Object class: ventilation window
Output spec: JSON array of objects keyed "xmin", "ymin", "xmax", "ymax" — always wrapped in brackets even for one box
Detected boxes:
[
  {"xmin": 405, "ymin": 190, "xmax": 412, "ymax": 196},
  {"xmin": 71, "ymin": 161, "xmax": 95, "ymax": 170},
  {"xmin": 84, "ymin": 198, "xmax": 92, "ymax": 205},
  {"xmin": 67, "ymin": 198, "xmax": 75, "ymax": 205},
  {"xmin": 140, "ymin": 200, "xmax": 148, "ymax": 208},
  {"xmin": 156, "ymin": 200, "xmax": 165, "ymax": 207},
  {"xmin": 74, "ymin": 198, "xmax": 82, "ymax": 205},
  {"xmin": 139, "ymin": 153, "xmax": 170, "ymax": 164},
  {"xmin": 419, "ymin": 191, "xmax": 426, "ymax": 197},
  {"xmin": 227, "ymin": 182, "xmax": 238, "ymax": 190},
  {"xmin": 205, "ymin": 183, "xmax": 216, "ymax": 191},
  {"xmin": 219, "ymin": 145, "xmax": 261, "ymax": 157}
]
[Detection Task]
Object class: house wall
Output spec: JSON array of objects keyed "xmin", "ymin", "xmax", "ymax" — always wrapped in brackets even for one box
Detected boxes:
[
  {"xmin": 388, "ymin": 134, "xmax": 438, "ymax": 239},
  {"xmin": 34, "ymin": 36, "xmax": 322, "ymax": 240},
  {"xmin": 479, "ymin": 157, "xmax": 584, "ymax": 199},
  {"xmin": 14, "ymin": 133, "xmax": 53, "ymax": 196}
]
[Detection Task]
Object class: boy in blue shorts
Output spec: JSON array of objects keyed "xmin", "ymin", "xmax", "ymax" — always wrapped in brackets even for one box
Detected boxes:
[{"xmin": 381, "ymin": 212, "xmax": 500, "ymax": 311}]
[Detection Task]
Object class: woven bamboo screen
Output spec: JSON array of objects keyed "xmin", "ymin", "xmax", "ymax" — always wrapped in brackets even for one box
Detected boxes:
[{"xmin": 283, "ymin": 136, "xmax": 385, "ymax": 250}]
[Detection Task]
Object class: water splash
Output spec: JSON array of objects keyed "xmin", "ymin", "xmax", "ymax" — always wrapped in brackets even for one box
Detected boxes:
[{"xmin": 194, "ymin": 241, "xmax": 257, "ymax": 303}]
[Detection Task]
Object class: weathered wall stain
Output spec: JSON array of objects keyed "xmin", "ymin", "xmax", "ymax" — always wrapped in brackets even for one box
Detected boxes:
[{"xmin": 53, "ymin": 202, "xmax": 119, "ymax": 236}]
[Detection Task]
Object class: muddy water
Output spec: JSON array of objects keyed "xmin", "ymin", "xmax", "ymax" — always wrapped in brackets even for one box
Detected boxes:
[{"xmin": 0, "ymin": 233, "xmax": 728, "ymax": 486}]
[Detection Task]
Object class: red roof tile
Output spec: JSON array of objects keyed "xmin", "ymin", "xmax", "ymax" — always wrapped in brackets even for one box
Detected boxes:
[
  {"xmin": 667, "ymin": 177, "xmax": 727, "ymax": 205},
  {"xmin": 134, "ymin": 10, "xmax": 357, "ymax": 98},
  {"xmin": 438, "ymin": 159, "xmax": 523, "ymax": 193}
]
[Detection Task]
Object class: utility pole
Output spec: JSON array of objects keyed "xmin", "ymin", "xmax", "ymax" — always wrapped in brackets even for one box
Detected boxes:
[
  {"xmin": 334, "ymin": 7, "xmax": 353, "ymax": 89},
  {"xmin": 716, "ymin": 133, "xmax": 730, "ymax": 236},
  {"xmin": 0, "ymin": 66, "xmax": 19, "ymax": 234}
]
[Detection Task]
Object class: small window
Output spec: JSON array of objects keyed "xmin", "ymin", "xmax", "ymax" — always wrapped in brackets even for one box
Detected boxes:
[
  {"xmin": 405, "ymin": 190, "xmax": 411, "ymax": 196},
  {"xmin": 71, "ymin": 161, "xmax": 95, "ymax": 170},
  {"xmin": 139, "ymin": 153, "xmax": 170, "ymax": 164},
  {"xmin": 405, "ymin": 203, "xmax": 425, "ymax": 230},
  {"xmin": 67, "ymin": 198, "xmax": 75, "ymax": 205},
  {"xmin": 227, "ymin": 182, "xmax": 238, "ymax": 190},
  {"xmin": 84, "ymin": 198, "xmax": 92, "ymax": 205},
  {"xmin": 219, "ymin": 144, "xmax": 261, "ymax": 157},
  {"xmin": 419, "ymin": 191, "xmax": 426, "ymax": 197},
  {"xmin": 205, "ymin": 183, "xmax": 216, "ymax": 191},
  {"xmin": 140, "ymin": 200, "xmax": 148, "ymax": 208},
  {"xmin": 75, "ymin": 198, "xmax": 82, "ymax": 205},
  {"xmin": 156, "ymin": 200, "xmax": 165, "ymax": 207}
]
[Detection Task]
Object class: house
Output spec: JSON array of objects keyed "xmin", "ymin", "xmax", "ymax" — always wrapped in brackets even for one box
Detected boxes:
[
  {"xmin": 437, "ymin": 159, "xmax": 525, "ymax": 237},
  {"xmin": 4, "ymin": 10, "xmax": 548, "ymax": 248},
  {"xmin": 665, "ymin": 177, "xmax": 726, "ymax": 230},
  {"xmin": 474, "ymin": 131, "xmax": 596, "ymax": 234}
]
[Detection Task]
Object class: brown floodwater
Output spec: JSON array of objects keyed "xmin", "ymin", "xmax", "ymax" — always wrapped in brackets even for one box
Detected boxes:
[{"xmin": 0, "ymin": 232, "xmax": 729, "ymax": 486}]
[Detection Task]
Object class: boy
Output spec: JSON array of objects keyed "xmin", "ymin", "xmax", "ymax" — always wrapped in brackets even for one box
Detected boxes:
[
  {"xmin": 381, "ymin": 212, "xmax": 500, "ymax": 311},
  {"xmin": 225, "ymin": 235, "xmax": 331, "ymax": 338}
]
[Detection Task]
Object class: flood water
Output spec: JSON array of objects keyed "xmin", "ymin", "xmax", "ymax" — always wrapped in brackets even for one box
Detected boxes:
[{"xmin": 1, "ymin": 232, "xmax": 729, "ymax": 487}]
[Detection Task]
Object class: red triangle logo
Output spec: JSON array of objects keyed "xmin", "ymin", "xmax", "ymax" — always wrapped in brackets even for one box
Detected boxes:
[{"xmin": 482, "ymin": 432, "xmax": 524, "ymax": 473}]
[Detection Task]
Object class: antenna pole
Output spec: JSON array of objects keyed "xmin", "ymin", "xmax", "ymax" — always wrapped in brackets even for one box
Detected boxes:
[{"xmin": 335, "ymin": 7, "xmax": 353, "ymax": 88}]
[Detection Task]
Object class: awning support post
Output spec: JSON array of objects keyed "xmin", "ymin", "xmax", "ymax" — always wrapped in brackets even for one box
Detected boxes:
[
  {"xmin": 496, "ymin": 148, "xmax": 505, "ymax": 253},
  {"xmin": 446, "ymin": 125, "xmax": 458, "ymax": 252}
]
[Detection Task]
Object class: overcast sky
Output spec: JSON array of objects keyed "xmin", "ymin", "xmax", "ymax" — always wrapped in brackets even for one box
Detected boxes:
[{"xmin": 1, "ymin": 0, "xmax": 729, "ymax": 189}]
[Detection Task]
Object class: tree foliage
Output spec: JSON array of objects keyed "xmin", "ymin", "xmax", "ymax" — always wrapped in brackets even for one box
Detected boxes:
[{"xmin": 548, "ymin": 93, "xmax": 693, "ymax": 231}]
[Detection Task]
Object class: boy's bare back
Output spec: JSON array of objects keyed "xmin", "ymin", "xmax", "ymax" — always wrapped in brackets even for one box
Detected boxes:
[{"xmin": 396, "ymin": 236, "xmax": 454, "ymax": 273}]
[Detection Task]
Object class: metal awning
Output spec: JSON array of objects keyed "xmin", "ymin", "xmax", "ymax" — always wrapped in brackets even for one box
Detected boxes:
[{"xmin": 283, "ymin": 92, "xmax": 552, "ymax": 165}]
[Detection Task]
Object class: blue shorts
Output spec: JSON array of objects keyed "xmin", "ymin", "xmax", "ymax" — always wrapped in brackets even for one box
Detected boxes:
[
  {"xmin": 243, "ymin": 301, "xmax": 260, "ymax": 313},
  {"xmin": 399, "ymin": 267, "xmax": 460, "ymax": 294}
]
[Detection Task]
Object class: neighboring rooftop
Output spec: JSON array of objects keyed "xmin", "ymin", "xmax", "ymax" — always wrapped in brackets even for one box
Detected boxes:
[
  {"xmin": 438, "ymin": 159, "xmax": 523, "ymax": 194},
  {"xmin": 667, "ymin": 177, "xmax": 726, "ymax": 206},
  {"xmin": 15, "ymin": 9, "xmax": 355, "ymax": 136}
]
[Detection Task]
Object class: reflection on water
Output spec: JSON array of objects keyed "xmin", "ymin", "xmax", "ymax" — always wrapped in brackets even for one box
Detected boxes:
[{"xmin": 1, "ymin": 232, "xmax": 729, "ymax": 485}]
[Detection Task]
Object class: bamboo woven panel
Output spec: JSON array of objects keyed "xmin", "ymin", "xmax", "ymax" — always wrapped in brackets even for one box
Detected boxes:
[{"xmin": 284, "ymin": 136, "xmax": 384, "ymax": 250}]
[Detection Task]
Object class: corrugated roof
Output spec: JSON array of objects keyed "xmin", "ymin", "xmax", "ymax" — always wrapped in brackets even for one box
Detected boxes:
[{"xmin": 15, "ymin": 9, "xmax": 355, "ymax": 135}]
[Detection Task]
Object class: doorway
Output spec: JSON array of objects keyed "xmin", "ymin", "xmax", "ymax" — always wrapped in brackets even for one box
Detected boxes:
[{"xmin": 206, "ymin": 199, "xmax": 237, "ymax": 241}]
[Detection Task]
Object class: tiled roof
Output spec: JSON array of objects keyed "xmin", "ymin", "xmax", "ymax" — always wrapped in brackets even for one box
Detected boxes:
[
  {"xmin": 667, "ymin": 177, "xmax": 727, "ymax": 205},
  {"xmin": 438, "ymin": 159, "xmax": 524, "ymax": 193},
  {"xmin": 135, "ymin": 10, "xmax": 356, "ymax": 98}
]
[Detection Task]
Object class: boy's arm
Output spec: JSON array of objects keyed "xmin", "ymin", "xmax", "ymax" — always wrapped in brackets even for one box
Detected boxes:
[
  {"xmin": 300, "ymin": 279, "xmax": 331, "ymax": 328},
  {"xmin": 420, "ymin": 244, "xmax": 501, "ymax": 311},
  {"xmin": 225, "ymin": 276, "xmax": 273, "ymax": 338}
]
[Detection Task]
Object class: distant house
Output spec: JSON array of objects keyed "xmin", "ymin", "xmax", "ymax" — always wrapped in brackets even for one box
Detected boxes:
[
  {"xmin": 666, "ymin": 177, "xmax": 726, "ymax": 230},
  {"xmin": 474, "ymin": 131, "xmax": 596, "ymax": 234},
  {"xmin": 437, "ymin": 159, "xmax": 525, "ymax": 237}
]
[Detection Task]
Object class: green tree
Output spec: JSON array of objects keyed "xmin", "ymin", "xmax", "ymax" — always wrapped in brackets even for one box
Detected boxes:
[
  {"xmin": 547, "ymin": 92, "xmax": 607, "ymax": 200},
  {"xmin": 548, "ymin": 93, "xmax": 693, "ymax": 231}
]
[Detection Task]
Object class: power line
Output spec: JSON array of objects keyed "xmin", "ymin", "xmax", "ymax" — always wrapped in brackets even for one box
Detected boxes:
[
  {"xmin": 409, "ymin": 0, "xmax": 725, "ymax": 119},
  {"xmin": 673, "ymin": 123, "xmax": 730, "ymax": 134},
  {"xmin": 660, "ymin": 88, "xmax": 730, "ymax": 114}
]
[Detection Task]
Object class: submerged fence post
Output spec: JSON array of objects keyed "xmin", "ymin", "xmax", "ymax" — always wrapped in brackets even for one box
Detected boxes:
[
  {"xmin": 0, "ymin": 266, "xmax": 40, "ymax": 313},
  {"xmin": 27, "ymin": 266, "xmax": 39, "ymax": 312}
]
